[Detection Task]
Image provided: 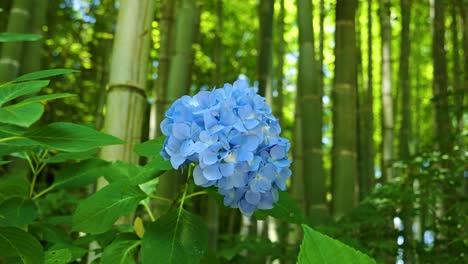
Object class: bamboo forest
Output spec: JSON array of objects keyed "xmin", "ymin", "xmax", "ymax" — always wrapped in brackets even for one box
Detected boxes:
[{"xmin": 0, "ymin": 0, "xmax": 466, "ymax": 263}]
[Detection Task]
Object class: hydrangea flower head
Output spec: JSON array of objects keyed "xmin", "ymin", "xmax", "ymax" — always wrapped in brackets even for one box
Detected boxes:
[{"xmin": 160, "ymin": 80, "xmax": 291, "ymax": 216}]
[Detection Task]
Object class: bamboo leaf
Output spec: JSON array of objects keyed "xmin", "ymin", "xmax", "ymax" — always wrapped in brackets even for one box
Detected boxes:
[
  {"xmin": 0, "ymin": 226, "xmax": 44, "ymax": 264},
  {"xmin": 72, "ymin": 183, "xmax": 147, "ymax": 234},
  {"xmin": 23, "ymin": 122, "xmax": 125, "ymax": 152},
  {"xmin": 140, "ymin": 209, "xmax": 208, "ymax": 264},
  {"xmin": 297, "ymin": 225, "xmax": 376, "ymax": 264},
  {"xmin": 14, "ymin": 69, "xmax": 79, "ymax": 82}
]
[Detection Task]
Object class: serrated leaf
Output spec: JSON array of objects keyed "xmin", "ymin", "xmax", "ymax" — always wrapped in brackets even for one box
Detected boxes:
[
  {"xmin": 23, "ymin": 122, "xmax": 125, "ymax": 152},
  {"xmin": 0, "ymin": 80, "xmax": 49, "ymax": 106},
  {"xmin": 52, "ymin": 159, "xmax": 111, "ymax": 189},
  {"xmin": 134, "ymin": 136, "xmax": 165, "ymax": 157},
  {"xmin": 14, "ymin": 69, "xmax": 79, "ymax": 82},
  {"xmin": 0, "ymin": 102, "xmax": 44, "ymax": 127},
  {"xmin": 44, "ymin": 149, "xmax": 97, "ymax": 163},
  {"xmin": 0, "ymin": 32, "xmax": 42, "ymax": 42},
  {"xmin": 141, "ymin": 209, "xmax": 208, "ymax": 264},
  {"xmin": 44, "ymin": 249, "xmax": 72, "ymax": 264},
  {"xmin": 297, "ymin": 225, "xmax": 376, "ymax": 264},
  {"xmin": 0, "ymin": 226, "xmax": 44, "ymax": 264},
  {"xmin": 72, "ymin": 183, "xmax": 147, "ymax": 234},
  {"xmin": 0, "ymin": 198, "xmax": 38, "ymax": 227},
  {"xmin": 254, "ymin": 191, "xmax": 305, "ymax": 224},
  {"xmin": 101, "ymin": 237, "xmax": 140, "ymax": 264}
]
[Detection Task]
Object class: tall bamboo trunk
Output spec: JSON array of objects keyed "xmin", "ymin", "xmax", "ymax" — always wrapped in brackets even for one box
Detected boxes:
[
  {"xmin": 358, "ymin": 0, "xmax": 375, "ymax": 200},
  {"xmin": 432, "ymin": 0, "xmax": 450, "ymax": 153},
  {"xmin": 458, "ymin": 0, "xmax": 467, "ymax": 132},
  {"xmin": 153, "ymin": 0, "xmax": 176, "ymax": 138},
  {"xmin": 398, "ymin": 0, "xmax": 414, "ymax": 262},
  {"xmin": 273, "ymin": 0, "xmax": 285, "ymax": 122},
  {"xmin": 257, "ymin": 0, "xmax": 274, "ymax": 98},
  {"xmin": 398, "ymin": 0, "xmax": 411, "ymax": 161},
  {"xmin": 331, "ymin": 0, "xmax": 358, "ymax": 219},
  {"xmin": 0, "ymin": 0, "xmax": 31, "ymax": 82},
  {"xmin": 154, "ymin": 0, "xmax": 199, "ymax": 215},
  {"xmin": 97, "ymin": 0, "xmax": 154, "ymax": 186},
  {"xmin": 20, "ymin": 0, "xmax": 47, "ymax": 75},
  {"xmin": 379, "ymin": 0, "xmax": 394, "ymax": 182},
  {"xmin": 297, "ymin": 0, "xmax": 327, "ymax": 220}
]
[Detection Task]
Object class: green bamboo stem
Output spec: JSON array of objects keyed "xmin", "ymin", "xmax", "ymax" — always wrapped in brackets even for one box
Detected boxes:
[{"xmin": 331, "ymin": 0, "xmax": 358, "ymax": 219}]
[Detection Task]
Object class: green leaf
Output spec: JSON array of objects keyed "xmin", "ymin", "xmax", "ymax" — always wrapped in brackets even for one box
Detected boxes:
[
  {"xmin": 23, "ymin": 122, "xmax": 125, "ymax": 152},
  {"xmin": 130, "ymin": 157, "xmax": 171, "ymax": 185},
  {"xmin": 0, "ymin": 32, "xmax": 42, "ymax": 42},
  {"xmin": 44, "ymin": 149, "xmax": 97, "ymax": 163},
  {"xmin": 297, "ymin": 225, "xmax": 376, "ymax": 264},
  {"xmin": 0, "ymin": 226, "xmax": 44, "ymax": 264},
  {"xmin": 0, "ymin": 80, "xmax": 49, "ymax": 106},
  {"xmin": 0, "ymin": 160, "xmax": 11, "ymax": 165},
  {"xmin": 134, "ymin": 136, "xmax": 165, "ymax": 157},
  {"xmin": 254, "ymin": 191, "xmax": 305, "ymax": 224},
  {"xmin": 141, "ymin": 209, "xmax": 208, "ymax": 264},
  {"xmin": 14, "ymin": 69, "xmax": 79, "ymax": 82},
  {"xmin": 52, "ymin": 159, "xmax": 111, "ymax": 189},
  {"xmin": 72, "ymin": 183, "xmax": 147, "ymax": 234},
  {"xmin": 101, "ymin": 235, "xmax": 140, "ymax": 264},
  {"xmin": 44, "ymin": 249, "xmax": 72, "ymax": 264},
  {"xmin": 18, "ymin": 93, "xmax": 76, "ymax": 105},
  {"xmin": 104, "ymin": 159, "xmax": 169, "ymax": 185},
  {"xmin": 0, "ymin": 177, "xmax": 29, "ymax": 203},
  {"xmin": 0, "ymin": 198, "xmax": 38, "ymax": 227},
  {"xmin": 0, "ymin": 102, "xmax": 44, "ymax": 127}
]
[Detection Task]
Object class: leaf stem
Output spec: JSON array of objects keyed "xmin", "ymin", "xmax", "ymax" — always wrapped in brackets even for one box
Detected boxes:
[
  {"xmin": 143, "ymin": 202, "xmax": 155, "ymax": 222},
  {"xmin": 32, "ymin": 185, "xmax": 54, "ymax": 200},
  {"xmin": 179, "ymin": 190, "xmax": 208, "ymax": 202},
  {"xmin": 148, "ymin": 194, "xmax": 172, "ymax": 203},
  {"xmin": 0, "ymin": 136, "xmax": 23, "ymax": 143}
]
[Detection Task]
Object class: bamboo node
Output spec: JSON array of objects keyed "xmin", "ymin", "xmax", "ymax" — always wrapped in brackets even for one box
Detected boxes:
[
  {"xmin": 107, "ymin": 83, "xmax": 147, "ymax": 98},
  {"xmin": 0, "ymin": 58, "xmax": 19, "ymax": 68}
]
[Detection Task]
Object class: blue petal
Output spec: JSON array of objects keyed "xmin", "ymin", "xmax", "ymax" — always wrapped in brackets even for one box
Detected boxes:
[
  {"xmin": 172, "ymin": 123, "xmax": 191, "ymax": 140},
  {"xmin": 203, "ymin": 165, "xmax": 223, "ymax": 180},
  {"xmin": 245, "ymin": 190, "xmax": 260, "ymax": 205}
]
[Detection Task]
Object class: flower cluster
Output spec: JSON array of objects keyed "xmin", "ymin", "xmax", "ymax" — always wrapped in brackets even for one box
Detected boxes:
[{"xmin": 160, "ymin": 80, "xmax": 291, "ymax": 216}]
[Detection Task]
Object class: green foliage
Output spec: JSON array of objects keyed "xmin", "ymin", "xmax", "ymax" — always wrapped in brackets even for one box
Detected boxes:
[
  {"xmin": 141, "ymin": 209, "xmax": 208, "ymax": 264},
  {"xmin": 0, "ymin": 226, "xmax": 44, "ymax": 264},
  {"xmin": 72, "ymin": 183, "xmax": 147, "ymax": 234},
  {"xmin": 23, "ymin": 122, "xmax": 125, "ymax": 152},
  {"xmin": 101, "ymin": 234, "xmax": 140, "ymax": 264},
  {"xmin": 44, "ymin": 249, "xmax": 72, "ymax": 264},
  {"xmin": 298, "ymin": 225, "xmax": 376, "ymax": 264},
  {"xmin": 0, "ymin": 198, "xmax": 37, "ymax": 227}
]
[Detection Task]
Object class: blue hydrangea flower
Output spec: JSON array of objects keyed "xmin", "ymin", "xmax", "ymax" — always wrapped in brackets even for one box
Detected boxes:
[{"xmin": 160, "ymin": 80, "xmax": 291, "ymax": 216}]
